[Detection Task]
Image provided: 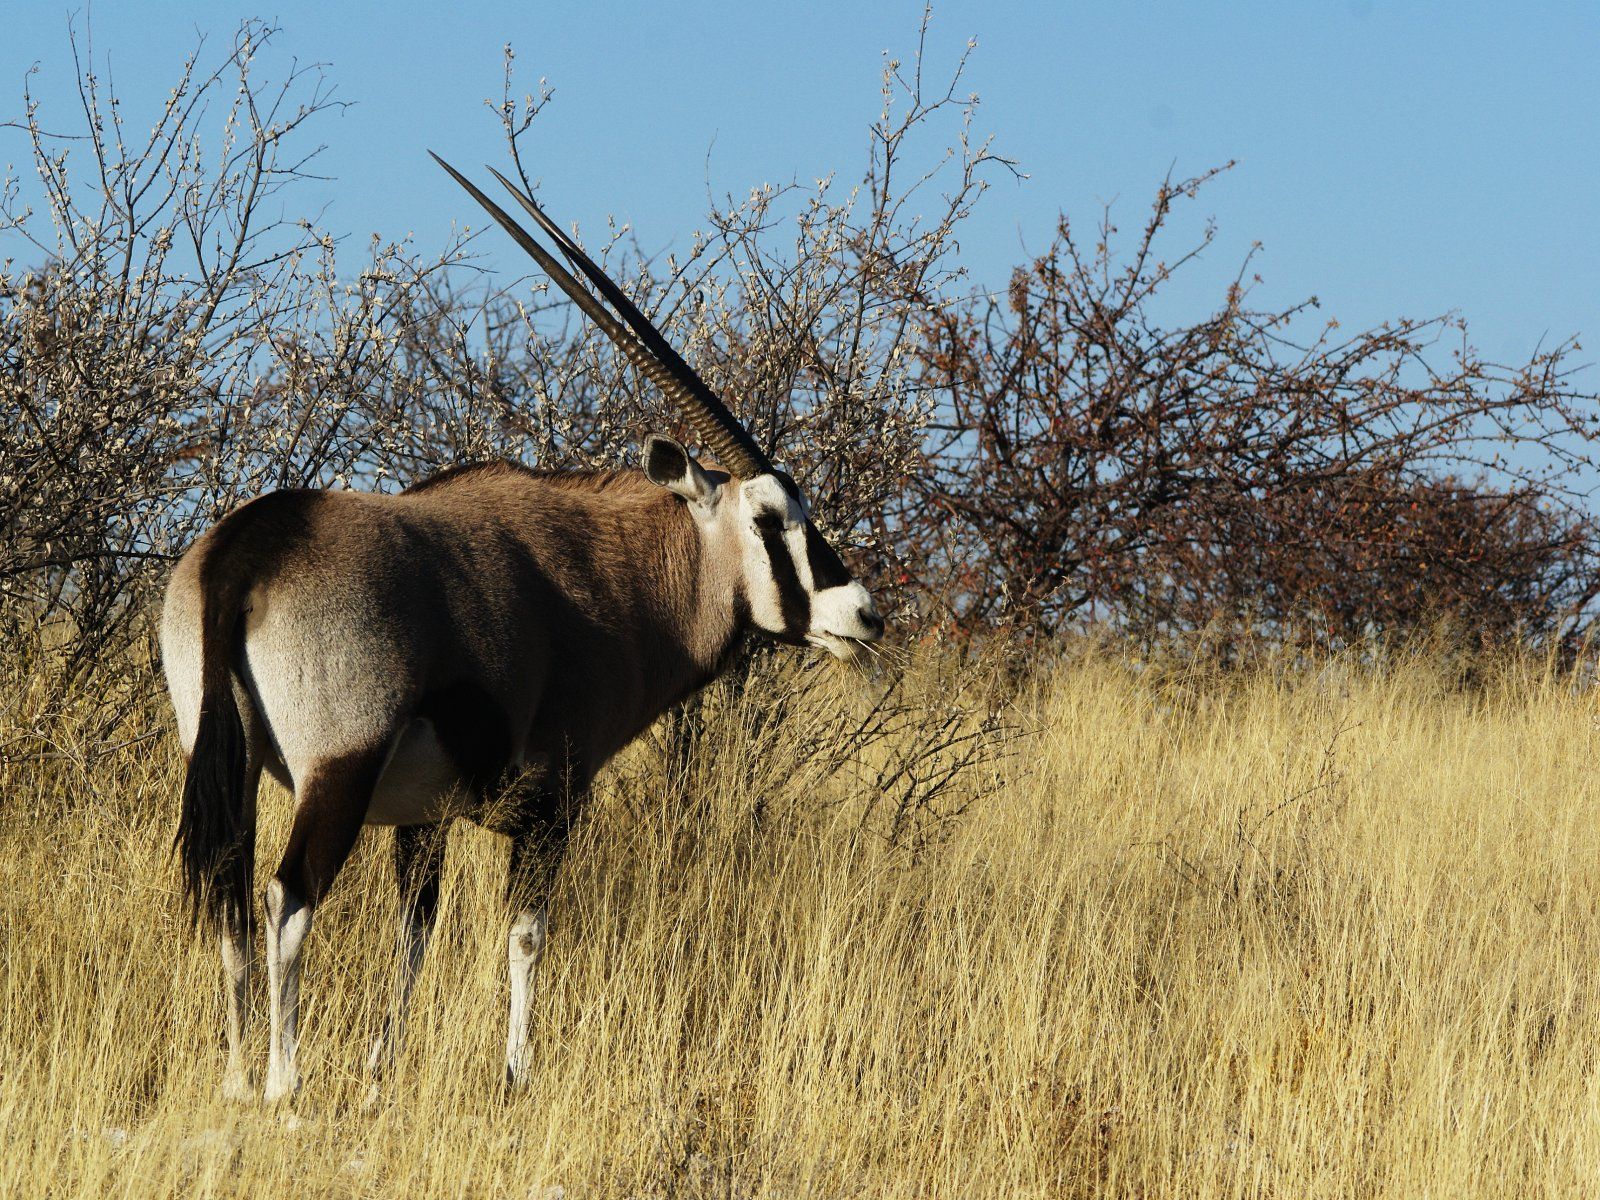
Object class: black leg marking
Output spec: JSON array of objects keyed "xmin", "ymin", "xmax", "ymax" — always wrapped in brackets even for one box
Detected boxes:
[
  {"xmin": 367, "ymin": 822, "xmax": 450, "ymax": 1098},
  {"xmin": 265, "ymin": 747, "xmax": 386, "ymax": 1103},
  {"xmin": 274, "ymin": 749, "xmax": 386, "ymax": 906},
  {"xmin": 503, "ymin": 769, "xmax": 585, "ymax": 1089},
  {"xmin": 394, "ymin": 822, "xmax": 447, "ymax": 928}
]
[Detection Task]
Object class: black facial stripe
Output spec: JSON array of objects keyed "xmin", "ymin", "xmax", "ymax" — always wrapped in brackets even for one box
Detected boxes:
[
  {"xmin": 803, "ymin": 521, "xmax": 854, "ymax": 590},
  {"xmin": 758, "ymin": 526, "xmax": 811, "ymax": 637}
]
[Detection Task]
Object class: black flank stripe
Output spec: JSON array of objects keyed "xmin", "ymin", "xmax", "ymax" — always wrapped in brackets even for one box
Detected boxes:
[
  {"xmin": 417, "ymin": 681, "xmax": 513, "ymax": 797},
  {"xmin": 760, "ymin": 528, "xmax": 811, "ymax": 637},
  {"xmin": 803, "ymin": 521, "xmax": 853, "ymax": 590}
]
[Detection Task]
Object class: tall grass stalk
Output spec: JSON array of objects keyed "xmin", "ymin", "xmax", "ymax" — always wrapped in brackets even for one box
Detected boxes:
[{"xmin": 2, "ymin": 641, "xmax": 1597, "ymax": 1196}]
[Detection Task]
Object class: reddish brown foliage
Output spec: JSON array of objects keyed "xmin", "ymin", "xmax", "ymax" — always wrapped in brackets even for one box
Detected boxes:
[{"xmin": 896, "ymin": 167, "xmax": 1600, "ymax": 649}]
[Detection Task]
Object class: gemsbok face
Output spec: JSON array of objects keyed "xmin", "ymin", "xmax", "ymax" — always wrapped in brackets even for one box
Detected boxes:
[
  {"xmin": 641, "ymin": 437, "xmax": 884, "ymax": 660},
  {"xmin": 163, "ymin": 152, "xmax": 886, "ymax": 1106}
]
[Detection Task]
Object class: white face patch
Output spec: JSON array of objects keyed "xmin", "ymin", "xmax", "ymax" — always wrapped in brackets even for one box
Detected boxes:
[
  {"xmin": 644, "ymin": 440, "xmax": 887, "ymax": 657},
  {"xmin": 734, "ymin": 475, "xmax": 885, "ymax": 656},
  {"xmin": 735, "ymin": 476, "xmax": 810, "ymax": 637},
  {"xmin": 809, "ymin": 580, "xmax": 883, "ymax": 657}
]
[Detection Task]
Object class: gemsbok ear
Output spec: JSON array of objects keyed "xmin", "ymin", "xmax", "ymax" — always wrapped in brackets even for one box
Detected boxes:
[{"xmin": 643, "ymin": 435, "xmax": 718, "ymax": 506}]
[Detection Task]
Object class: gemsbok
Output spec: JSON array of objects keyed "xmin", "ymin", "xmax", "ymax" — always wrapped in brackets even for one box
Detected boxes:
[{"xmin": 163, "ymin": 155, "xmax": 885, "ymax": 1103}]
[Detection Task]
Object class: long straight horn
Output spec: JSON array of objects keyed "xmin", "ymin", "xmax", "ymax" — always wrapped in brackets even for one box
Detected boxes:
[
  {"xmin": 485, "ymin": 166, "xmax": 773, "ymax": 479},
  {"xmin": 430, "ymin": 154, "xmax": 697, "ymax": 444},
  {"xmin": 429, "ymin": 153, "xmax": 771, "ymax": 479}
]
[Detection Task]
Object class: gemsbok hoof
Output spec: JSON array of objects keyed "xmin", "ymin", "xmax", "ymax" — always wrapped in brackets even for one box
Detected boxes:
[
  {"xmin": 263, "ymin": 1069, "xmax": 301, "ymax": 1106},
  {"xmin": 220, "ymin": 1070, "xmax": 254, "ymax": 1104}
]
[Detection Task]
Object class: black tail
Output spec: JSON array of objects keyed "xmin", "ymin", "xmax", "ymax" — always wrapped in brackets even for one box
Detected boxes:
[{"xmin": 176, "ymin": 608, "xmax": 253, "ymax": 935}]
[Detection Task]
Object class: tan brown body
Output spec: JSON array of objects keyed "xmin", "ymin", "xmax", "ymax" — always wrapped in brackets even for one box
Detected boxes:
[{"xmin": 165, "ymin": 462, "xmax": 745, "ymax": 821}]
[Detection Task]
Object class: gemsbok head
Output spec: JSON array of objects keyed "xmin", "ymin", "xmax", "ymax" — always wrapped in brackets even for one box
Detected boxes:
[{"xmin": 161, "ymin": 155, "xmax": 885, "ymax": 1103}]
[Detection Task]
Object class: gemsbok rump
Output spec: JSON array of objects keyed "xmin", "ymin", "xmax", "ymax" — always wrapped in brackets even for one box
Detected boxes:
[{"xmin": 162, "ymin": 155, "xmax": 885, "ymax": 1102}]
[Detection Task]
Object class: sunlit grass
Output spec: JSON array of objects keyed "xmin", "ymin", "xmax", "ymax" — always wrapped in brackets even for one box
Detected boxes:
[{"xmin": 3, "ymin": 641, "xmax": 1599, "ymax": 1196}]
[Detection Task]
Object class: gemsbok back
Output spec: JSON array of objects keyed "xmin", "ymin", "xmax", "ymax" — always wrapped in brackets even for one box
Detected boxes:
[{"xmin": 162, "ymin": 155, "xmax": 885, "ymax": 1103}]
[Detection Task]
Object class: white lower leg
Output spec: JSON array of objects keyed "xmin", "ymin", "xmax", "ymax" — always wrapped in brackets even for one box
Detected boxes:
[
  {"xmin": 263, "ymin": 878, "xmax": 311, "ymax": 1103},
  {"xmin": 219, "ymin": 923, "xmax": 252, "ymax": 1101},
  {"xmin": 504, "ymin": 905, "xmax": 548, "ymax": 1086}
]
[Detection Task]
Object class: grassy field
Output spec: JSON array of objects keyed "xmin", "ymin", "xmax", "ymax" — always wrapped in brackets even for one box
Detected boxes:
[{"xmin": 3, "ymin": 640, "xmax": 1599, "ymax": 1197}]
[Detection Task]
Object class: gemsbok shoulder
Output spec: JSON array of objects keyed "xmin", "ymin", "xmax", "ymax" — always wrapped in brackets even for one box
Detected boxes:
[{"xmin": 162, "ymin": 155, "xmax": 885, "ymax": 1103}]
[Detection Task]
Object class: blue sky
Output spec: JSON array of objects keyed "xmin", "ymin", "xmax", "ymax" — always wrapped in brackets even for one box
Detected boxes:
[{"xmin": 2, "ymin": 1, "xmax": 1596, "ymax": 375}]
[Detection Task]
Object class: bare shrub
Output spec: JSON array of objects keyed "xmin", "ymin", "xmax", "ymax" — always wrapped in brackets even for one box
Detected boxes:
[
  {"xmin": 0, "ymin": 20, "xmax": 475, "ymax": 680},
  {"xmin": 1, "ymin": 15, "xmax": 1008, "ymax": 698},
  {"xmin": 441, "ymin": 23, "xmax": 1014, "ymax": 574},
  {"xmin": 628, "ymin": 645, "xmax": 1019, "ymax": 854},
  {"xmin": 0, "ymin": 11, "xmax": 1026, "ymax": 869},
  {"xmin": 13, "ymin": 7, "xmax": 1594, "ymax": 739},
  {"xmin": 901, "ymin": 164, "xmax": 1600, "ymax": 650}
]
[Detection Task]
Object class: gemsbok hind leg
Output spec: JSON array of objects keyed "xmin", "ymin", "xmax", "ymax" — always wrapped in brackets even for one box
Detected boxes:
[
  {"xmin": 364, "ymin": 822, "xmax": 448, "ymax": 1104},
  {"xmin": 219, "ymin": 759, "xmax": 262, "ymax": 1102},
  {"xmin": 263, "ymin": 751, "xmax": 383, "ymax": 1103}
]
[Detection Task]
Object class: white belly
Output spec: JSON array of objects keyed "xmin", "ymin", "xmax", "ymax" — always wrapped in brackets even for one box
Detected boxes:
[{"xmin": 366, "ymin": 718, "xmax": 473, "ymax": 826}]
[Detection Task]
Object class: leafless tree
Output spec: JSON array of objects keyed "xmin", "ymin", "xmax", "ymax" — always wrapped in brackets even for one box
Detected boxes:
[
  {"xmin": 0, "ymin": 20, "xmax": 477, "ymax": 677},
  {"xmin": 901, "ymin": 164, "xmax": 1600, "ymax": 650},
  {"xmin": 11, "ymin": 10, "xmax": 1596, "ymax": 697}
]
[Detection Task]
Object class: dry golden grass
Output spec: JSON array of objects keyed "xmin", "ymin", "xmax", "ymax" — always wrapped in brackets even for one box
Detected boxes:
[{"xmin": 3, "ymin": 642, "xmax": 1600, "ymax": 1197}]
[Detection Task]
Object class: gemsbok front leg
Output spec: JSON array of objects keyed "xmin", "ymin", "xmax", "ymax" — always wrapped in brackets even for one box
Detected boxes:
[
  {"xmin": 503, "ymin": 815, "xmax": 573, "ymax": 1088},
  {"xmin": 264, "ymin": 750, "xmax": 383, "ymax": 1104},
  {"xmin": 365, "ymin": 822, "xmax": 448, "ymax": 1102}
]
